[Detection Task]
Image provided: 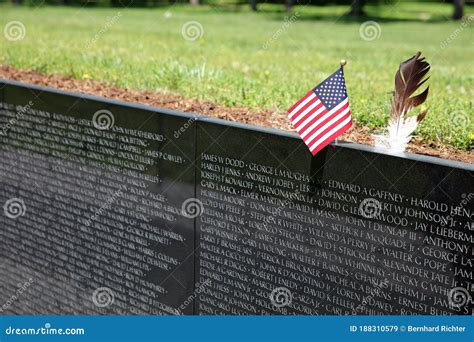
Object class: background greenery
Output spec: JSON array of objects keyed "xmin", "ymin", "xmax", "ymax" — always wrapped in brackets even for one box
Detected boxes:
[{"xmin": 1, "ymin": 2, "xmax": 473, "ymax": 149}]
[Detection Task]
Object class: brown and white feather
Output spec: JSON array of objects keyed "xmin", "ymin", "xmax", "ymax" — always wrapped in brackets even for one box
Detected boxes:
[{"xmin": 375, "ymin": 52, "xmax": 431, "ymax": 153}]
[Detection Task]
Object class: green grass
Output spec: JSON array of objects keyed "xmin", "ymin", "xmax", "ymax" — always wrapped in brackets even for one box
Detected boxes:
[{"xmin": 0, "ymin": 2, "xmax": 473, "ymax": 149}]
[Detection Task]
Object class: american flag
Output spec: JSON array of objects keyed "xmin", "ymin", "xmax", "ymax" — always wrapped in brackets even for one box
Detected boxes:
[{"xmin": 288, "ymin": 67, "xmax": 352, "ymax": 156}]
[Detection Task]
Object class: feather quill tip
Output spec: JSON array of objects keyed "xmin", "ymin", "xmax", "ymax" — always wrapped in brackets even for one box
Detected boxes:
[{"xmin": 376, "ymin": 52, "xmax": 430, "ymax": 153}]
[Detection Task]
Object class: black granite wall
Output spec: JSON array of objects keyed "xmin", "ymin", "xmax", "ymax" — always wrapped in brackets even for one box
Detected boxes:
[{"xmin": 0, "ymin": 80, "xmax": 472, "ymax": 316}]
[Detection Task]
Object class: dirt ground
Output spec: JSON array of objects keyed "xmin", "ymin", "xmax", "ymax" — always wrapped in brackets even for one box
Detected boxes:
[{"xmin": 1, "ymin": 65, "xmax": 472, "ymax": 164}]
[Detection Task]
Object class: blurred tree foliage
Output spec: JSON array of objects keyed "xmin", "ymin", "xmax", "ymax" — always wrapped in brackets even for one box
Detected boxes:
[
  {"xmin": 8, "ymin": 0, "xmax": 380, "ymax": 7},
  {"xmin": 4, "ymin": 0, "xmax": 467, "ymax": 19}
]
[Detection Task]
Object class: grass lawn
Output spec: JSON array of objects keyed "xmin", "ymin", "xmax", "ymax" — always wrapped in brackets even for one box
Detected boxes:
[{"xmin": 0, "ymin": 2, "xmax": 473, "ymax": 150}]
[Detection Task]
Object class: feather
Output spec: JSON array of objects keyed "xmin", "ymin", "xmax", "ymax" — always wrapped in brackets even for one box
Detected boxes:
[{"xmin": 374, "ymin": 52, "xmax": 430, "ymax": 153}]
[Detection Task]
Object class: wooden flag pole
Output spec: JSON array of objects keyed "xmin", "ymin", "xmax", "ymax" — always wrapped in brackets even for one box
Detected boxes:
[{"xmin": 334, "ymin": 59, "xmax": 347, "ymax": 146}]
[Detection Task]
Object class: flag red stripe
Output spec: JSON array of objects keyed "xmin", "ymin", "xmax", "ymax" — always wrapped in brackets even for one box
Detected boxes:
[
  {"xmin": 304, "ymin": 102, "xmax": 350, "ymax": 145},
  {"xmin": 306, "ymin": 110, "xmax": 351, "ymax": 148},
  {"xmin": 308, "ymin": 114, "xmax": 352, "ymax": 152},
  {"xmin": 296, "ymin": 109, "xmax": 327, "ymax": 135},
  {"xmin": 300, "ymin": 98, "xmax": 348, "ymax": 140},
  {"xmin": 309, "ymin": 120, "xmax": 353, "ymax": 156},
  {"xmin": 287, "ymin": 90, "xmax": 315, "ymax": 116},
  {"xmin": 291, "ymin": 97, "xmax": 320, "ymax": 124},
  {"xmin": 294, "ymin": 102, "xmax": 326, "ymax": 132}
]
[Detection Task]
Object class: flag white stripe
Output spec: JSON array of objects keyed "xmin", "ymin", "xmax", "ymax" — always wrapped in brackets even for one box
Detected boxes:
[
  {"xmin": 309, "ymin": 115, "xmax": 352, "ymax": 152},
  {"xmin": 306, "ymin": 107, "xmax": 350, "ymax": 145},
  {"xmin": 292, "ymin": 100, "xmax": 322, "ymax": 126},
  {"xmin": 300, "ymin": 98, "xmax": 348, "ymax": 139},
  {"xmin": 294, "ymin": 103, "xmax": 325, "ymax": 129},
  {"xmin": 288, "ymin": 93, "xmax": 317, "ymax": 118}
]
